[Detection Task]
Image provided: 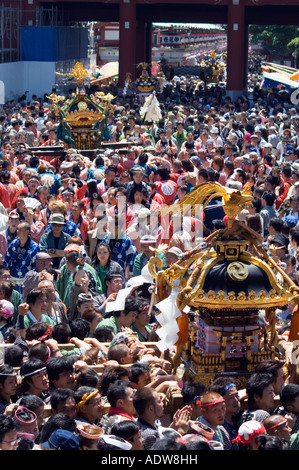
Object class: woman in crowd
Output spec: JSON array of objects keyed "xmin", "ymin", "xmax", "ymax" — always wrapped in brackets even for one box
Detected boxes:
[
  {"xmin": 0, "ymin": 365, "xmax": 18, "ymax": 414},
  {"xmin": 91, "ymin": 241, "xmax": 124, "ymax": 294}
]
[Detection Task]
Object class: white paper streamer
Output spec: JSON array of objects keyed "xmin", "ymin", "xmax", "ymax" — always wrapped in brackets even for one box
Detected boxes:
[
  {"xmin": 105, "ymin": 265, "xmax": 155, "ymax": 313},
  {"xmin": 155, "ymin": 284, "xmax": 182, "ymax": 351}
]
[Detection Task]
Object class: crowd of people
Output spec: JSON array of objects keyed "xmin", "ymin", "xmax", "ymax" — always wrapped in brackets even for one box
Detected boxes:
[{"xmin": 0, "ymin": 55, "xmax": 299, "ymax": 451}]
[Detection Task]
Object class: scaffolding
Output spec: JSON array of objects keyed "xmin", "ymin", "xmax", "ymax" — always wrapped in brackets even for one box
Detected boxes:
[
  {"xmin": 0, "ymin": 4, "xmax": 20, "ymax": 63},
  {"xmin": 36, "ymin": 5, "xmax": 65, "ymax": 27}
]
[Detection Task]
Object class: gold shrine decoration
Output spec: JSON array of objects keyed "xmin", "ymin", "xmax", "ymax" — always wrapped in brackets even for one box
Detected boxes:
[
  {"xmin": 186, "ymin": 288, "xmax": 289, "ymax": 310},
  {"xmin": 148, "ymin": 181, "xmax": 294, "ymax": 380},
  {"xmin": 68, "ymin": 62, "xmax": 89, "ymax": 87},
  {"xmin": 151, "ymin": 181, "xmax": 299, "ymax": 313},
  {"xmin": 66, "ymin": 101, "xmax": 103, "ymax": 128},
  {"xmin": 159, "ymin": 181, "xmax": 253, "ymax": 228},
  {"xmin": 46, "ymin": 61, "xmax": 116, "ymax": 151},
  {"xmin": 137, "ymin": 62, "xmax": 150, "ymax": 71},
  {"xmin": 47, "ymin": 93, "xmax": 65, "ymax": 109},
  {"xmin": 227, "ymin": 262, "xmax": 249, "ymax": 282}
]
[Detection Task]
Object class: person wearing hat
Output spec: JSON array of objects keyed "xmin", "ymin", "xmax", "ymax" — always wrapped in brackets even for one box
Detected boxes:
[
  {"xmin": 0, "ymin": 211, "xmax": 19, "ymax": 262},
  {"xmin": 76, "ymin": 423, "xmax": 104, "ymax": 450},
  {"xmin": 232, "ymin": 420, "xmax": 267, "ymax": 450},
  {"xmin": 46, "ymin": 200, "xmax": 82, "ymax": 239},
  {"xmin": 283, "ymin": 194, "xmax": 299, "ymax": 222},
  {"xmin": 269, "ymin": 234, "xmax": 290, "ymax": 260},
  {"xmin": 39, "ymin": 213, "xmax": 71, "ymax": 269},
  {"xmin": 267, "ymin": 125, "xmax": 280, "ymax": 149},
  {"xmin": 284, "ymin": 148, "xmax": 298, "ymax": 168},
  {"xmin": 58, "ymin": 171, "xmax": 73, "ymax": 193},
  {"xmin": 40, "ymin": 428, "xmax": 79, "ymax": 450},
  {"xmin": 165, "ymin": 246, "xmax": 184, "ymax": 268},
  {"xmin": 261, "ymin": 142, "xmax": 273, "ymax": 160},
  {"xmin": 133, "ymin": 235, "xmax": 164, "ymax": 276},
  {"xmin": 59, "ymin": 161, "xmax": 74, "ymax": 175},
  {"xmin": 209, "ymin": 127, "xmax": 223, "ymax": 147}
]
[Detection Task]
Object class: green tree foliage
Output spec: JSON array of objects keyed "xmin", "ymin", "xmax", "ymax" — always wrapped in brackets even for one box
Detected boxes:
[{"xmin": 249, "ymin": 25, "xmax": 298, "ymax": 54}]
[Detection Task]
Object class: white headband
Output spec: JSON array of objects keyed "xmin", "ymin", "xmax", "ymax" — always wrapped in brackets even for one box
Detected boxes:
[
  {"xmin": 100, "ymin": 435, "xmax": 132, "ymax": 450},
  {"xmin": 22, "ymin": 367, "xmax": 47, "ymax": 378}
]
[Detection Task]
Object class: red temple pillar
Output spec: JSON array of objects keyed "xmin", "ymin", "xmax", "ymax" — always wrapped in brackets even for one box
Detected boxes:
[
  {"xmin": 135, "ymin": 20, "xmax": 147, "ymax": 65},
  {"xmin": 226, "ymin": 1, "xmax": 247, "ymax": 100},
  {"xmin": 145, "ymin": 22, "xmax": 152, "ymax": 66},
  {"xmin": 119, "ymin": 0, "xmax": 136, "ymax": 87},
  {"xmin": 136, "ymin": 21, "xmax": 152, "ymax": 68}
]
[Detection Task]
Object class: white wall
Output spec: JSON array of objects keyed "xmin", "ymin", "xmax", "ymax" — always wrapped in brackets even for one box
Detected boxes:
[{"xmin": 0, "ymin": 61, "xmax": 56, "ymax": 103}]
